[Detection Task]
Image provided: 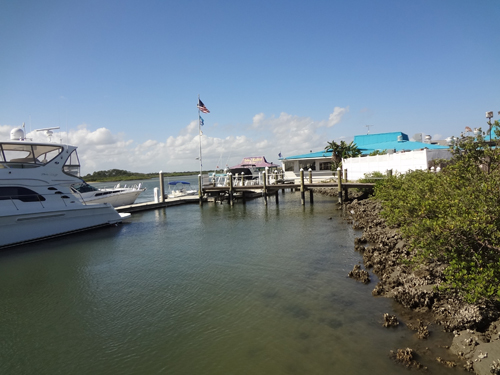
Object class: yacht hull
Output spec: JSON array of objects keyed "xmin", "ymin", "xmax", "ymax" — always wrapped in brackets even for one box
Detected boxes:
[
  {"xmin": 0, "ymin": 133, "xmax": 131, "ymax": 249},
  {"xmin": 82, "ymin": 190, "xmax": 144, "ymax": 207},
  {"xmin": 0, "ymin": 205, "xmax": 127, "ymax": 248}
]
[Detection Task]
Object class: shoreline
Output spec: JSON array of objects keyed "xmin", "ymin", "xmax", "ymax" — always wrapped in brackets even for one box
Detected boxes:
[{"xmin": 313, "ymin": 187, "xmax": 500, "ymax": 374}]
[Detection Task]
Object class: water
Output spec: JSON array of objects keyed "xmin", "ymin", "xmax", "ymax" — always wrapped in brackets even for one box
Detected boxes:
[{"xmin": 0, "ymin": 180, "xmax": 459, "ymax": 375}]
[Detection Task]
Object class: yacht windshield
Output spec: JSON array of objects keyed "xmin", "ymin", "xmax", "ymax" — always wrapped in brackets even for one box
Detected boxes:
[
  {"xmin": 71, "ymin": 182, "xmax": 99, "ymax": 193},
  {"xmin": 0, "ymin": 143, "xmax": 63, "ymax": 167},
  {"xmin": 63, "ymin": 150, "xmax": 81, "ymax": 176}
]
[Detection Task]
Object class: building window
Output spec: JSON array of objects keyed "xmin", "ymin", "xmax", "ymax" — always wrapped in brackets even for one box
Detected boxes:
[
  {"xmin": 284, "ymin": 161, "xmax": 294, "ymax": 171},
  {"xmin": 320, "ymin": 161, "xmax": 332, "ymax": 171},
  {"xmin": 299, "ymin": 161, "xmax": 316, "ymax": 170}
]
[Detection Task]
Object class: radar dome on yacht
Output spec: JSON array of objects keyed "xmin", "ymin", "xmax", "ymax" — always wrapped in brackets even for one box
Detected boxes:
[{"xmin": 10, "ymin": 128, "xmax": 25, "ymax": 140}]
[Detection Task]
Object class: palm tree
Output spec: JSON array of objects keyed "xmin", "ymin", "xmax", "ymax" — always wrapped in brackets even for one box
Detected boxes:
[
  {"xmin": 340, "ymin": 140, "xmax": 361, "ymax": 159},
  {"xmin": 324, "ymin": 140, "xmax": 361, "ymax": 171},
  {"xmin": 324, "ymin": 140, "xmax": 341, "ymax": 170}
]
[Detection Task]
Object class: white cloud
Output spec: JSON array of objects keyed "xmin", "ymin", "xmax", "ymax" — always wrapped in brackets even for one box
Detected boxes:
[
  {"xmin": 0, "ymin": 106, "xmax": 349, "ymax": 174},
  {"xmin": 252, "ymin": 113, "xmax": 265, "ymax": 126},
  {"xmin": 0, "ymin": 125, "xmax": 12, "ymax": 139},
  {"xmin": 327, "ymin": 106, "xmax": 349, "ymax": 127}
]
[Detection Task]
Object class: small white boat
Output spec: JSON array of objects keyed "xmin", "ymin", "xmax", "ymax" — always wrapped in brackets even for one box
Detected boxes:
[
  {"xmin": 71, "ymin": 182, "xmax": 145, "ymax": 207},
  {"xmin": 167, "ymin": 181, "xmax": 197, "ymax": 199},
  {"xmin": 0, "ymin": 125, "xmax": 130, "ymax": 248},
  {"xmin": 208, "ymin": 172, "xmax": 229, "ymax": 187}
]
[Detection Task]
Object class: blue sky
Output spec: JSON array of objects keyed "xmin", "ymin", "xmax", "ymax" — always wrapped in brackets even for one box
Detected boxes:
[{"xmin": 1, "ymin": 0, "xmax": 499, "ymax": 174}]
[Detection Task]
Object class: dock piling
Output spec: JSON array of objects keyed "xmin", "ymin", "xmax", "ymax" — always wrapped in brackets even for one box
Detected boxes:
[
  {"xmin": 198, "ymin": 174, "xmax": 203, "ymax": 205},
  {"xmin": 300, "ymin": 169, "xmax": 305, "ymax": 205},
  {"xmin": 228, "ymin": 173, "xmax": 234, "ymax": 206},
  {"xmin": 337, "ymin": 168, "xmax": 342, "ymax": 204},
  {"xmin": 308, "ymin": 168, "xmax": 313, "ymax": 204},
  {"xmin": 159, "ymin": 171, "xmax": 165, "ymax": 203},
  {"xmin": 263, "ymin": 171, "xmax": 268, "ymax": 206}
]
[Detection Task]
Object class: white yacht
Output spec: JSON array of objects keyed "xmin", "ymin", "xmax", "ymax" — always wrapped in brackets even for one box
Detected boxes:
[
  {"xmin": 71, "ymin": 182, "xmax": 145, "ymax": 207},
  {"xmin": 0, "ymin": 126, "xmax": 130, "ymax": 248}
]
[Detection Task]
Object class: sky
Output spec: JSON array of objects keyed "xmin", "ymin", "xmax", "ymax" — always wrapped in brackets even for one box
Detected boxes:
[{"xmin": 1, "ymin": 0, "xmax": 499, "ymax": 175}]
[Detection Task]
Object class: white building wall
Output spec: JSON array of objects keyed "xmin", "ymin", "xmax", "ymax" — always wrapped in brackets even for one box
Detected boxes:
[
  {"xmin": 283, "ymin": 170, "xmax": 334, "ymax": 183},
  {"xmin": 343, "ymin": 149, "xmax": 452, "ymax": 180},
  {"xmin": 282, "ymin": 158, "xmax": 335, "ymax": 183}
]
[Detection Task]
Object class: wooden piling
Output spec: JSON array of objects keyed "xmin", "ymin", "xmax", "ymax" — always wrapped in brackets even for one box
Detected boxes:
[
  {"xmin": 343, "ymin": 168, "xmax": 348, "ymax": 182},
  {"xmin": 300, "ymin": 169, "xmax": 305, "ymax": 205},
  {"xmin": 159, "ymin": 171, "xmax": 165, "ymax": 203},
  {"xmin": 229, "ymin": 173, "xmax": 234, "ymax": 206},
  {"xmin": 198, "ymin": 174, "xmax": 203, "ymax": 205},
  {"xmin": 337, "ymin": 168, "xmax": 342, "ymax": 204},
  {"xmin": 263, "ymin": 171, "xmax": 268, "ymax": 206},
  {"xmin": 308, "ymin": 168, "xmax": 314, "ymax": 204}
]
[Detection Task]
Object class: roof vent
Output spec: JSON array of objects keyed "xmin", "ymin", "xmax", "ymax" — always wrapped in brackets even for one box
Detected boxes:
[
  {"xmin": 424, "ymin": 135, "xmax": 432, "ymax": 143},
  {"xmin": 397, "ymin": 135, "xmax": 403, "ymax": 142}
]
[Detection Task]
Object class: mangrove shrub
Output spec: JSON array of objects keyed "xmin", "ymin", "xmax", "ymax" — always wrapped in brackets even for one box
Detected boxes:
[{"xmin": 374, "ymin": 124, "xmax": 500, "ymax": 303}]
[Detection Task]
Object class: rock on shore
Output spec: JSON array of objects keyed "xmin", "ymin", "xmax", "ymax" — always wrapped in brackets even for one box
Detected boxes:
[
  {"xmin": 343, "ymin": 196, "xmax": 500, "ymax": 375},
  {"xmin": 312, "ymin": 187, "xmax": 500, "ymax": 374}
]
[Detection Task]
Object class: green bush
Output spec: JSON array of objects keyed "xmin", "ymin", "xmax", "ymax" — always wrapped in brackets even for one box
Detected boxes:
[
  {"xmin": 368, "ymin": 149, "xmax": 387, "ymax": 156},
  {"xmin": 374, "ymin": 124, "xmax": 500, "ymax": 303}
]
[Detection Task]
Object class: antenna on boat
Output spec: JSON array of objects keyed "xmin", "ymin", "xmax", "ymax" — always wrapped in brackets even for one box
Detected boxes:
[
  {"xmin": 10, "ymin": 123, "xmax": 26, "ymax": 140},
  {"xmin": 35, "ymin": 127, "xmax": 60, "ymax": 142}
]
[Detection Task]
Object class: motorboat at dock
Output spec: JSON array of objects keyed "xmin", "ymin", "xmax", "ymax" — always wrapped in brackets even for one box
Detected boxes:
[
  {"xmin": 0, "ymin": 126, "xmax": 130, "ymax": 248},
  {"xmin": 167, "ymin": 181, "xmax": 197, "ymax": 199},
  {"xmin": 71, "ymin": 182, "xmax": 145, "ymax": 207},
  {"xmin": 207, "ymin": 156, "xmax": 283, "ymax": 187}
]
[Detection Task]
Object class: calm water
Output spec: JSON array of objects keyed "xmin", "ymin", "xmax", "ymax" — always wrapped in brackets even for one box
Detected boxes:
[{"xmin": 0, "ymin": 177, "xmax": 459, "ymax": 375}]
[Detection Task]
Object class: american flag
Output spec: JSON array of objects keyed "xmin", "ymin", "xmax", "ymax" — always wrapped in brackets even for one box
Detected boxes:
[{"xmin": 197, "ymin": 99, "xmax": 210, "ymax": 113}]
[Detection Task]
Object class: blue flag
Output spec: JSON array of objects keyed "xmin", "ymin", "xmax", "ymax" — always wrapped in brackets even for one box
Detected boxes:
[
  {"xmin": 278, "ymin": 152, "xmax": 282, "ymax": 158},
  {"xmin": 200, "ymin": 117, "xmax": 204, "ymax": 126}
]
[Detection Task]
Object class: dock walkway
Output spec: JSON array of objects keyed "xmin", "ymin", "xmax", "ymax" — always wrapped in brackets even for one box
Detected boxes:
[
  {"xmin": 115, "ymin": 181, "xmax": 374, "ymax": 213},
  {"xmin": 202, "ymin": 182, "xmax": 374, "ymax": 193},
  {"xmin": 115, "ymin": 195, "xmax": 199, "ymax": 213}
]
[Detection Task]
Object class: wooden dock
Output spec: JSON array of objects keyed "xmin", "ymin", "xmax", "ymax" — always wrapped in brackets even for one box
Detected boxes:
[
  {"xmin": 202, "ymin": 181, "xmax": 374, "ymax": 193},
  {"xmin": 115, "ymin": 180, "xmax": 375, "ymax": 213},
  {"xmin": 115, "ymin": 195, "xmax": 200, "ymax": 213},
  {"xmin": 203, "ymin": 181, "xmax": 374, "ymax": 205}
]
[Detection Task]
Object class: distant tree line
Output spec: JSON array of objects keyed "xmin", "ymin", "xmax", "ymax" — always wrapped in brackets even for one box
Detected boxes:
[{"xmin": 82, "ymin": 169, "xmax": 203, "ymax": 182}]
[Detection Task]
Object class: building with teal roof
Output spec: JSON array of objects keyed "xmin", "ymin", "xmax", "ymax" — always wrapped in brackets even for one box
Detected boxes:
[{"xmin": 280, "ymin": 132, "xmax": 451, "ymax": 182}]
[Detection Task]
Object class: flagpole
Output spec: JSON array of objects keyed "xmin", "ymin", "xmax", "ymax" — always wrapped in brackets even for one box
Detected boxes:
[{"xmin": 198, "ymin": 94, "xmax": 202, "ymax": 178}]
